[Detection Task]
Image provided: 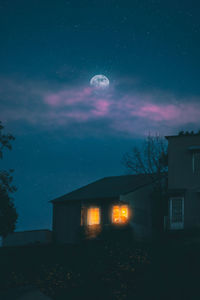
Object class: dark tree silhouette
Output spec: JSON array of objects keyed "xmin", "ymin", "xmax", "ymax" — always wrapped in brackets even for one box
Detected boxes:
[
  {"xmin": 122, "ymin": 134, "xmax": 168, "ymax": 181},
  {"xmin": 122, "ymin": 134, "xmax": 168, "ymax": 233},
  {"xmin": 0, "ymin": 122, "xmax": 18, "ymax": 237}
]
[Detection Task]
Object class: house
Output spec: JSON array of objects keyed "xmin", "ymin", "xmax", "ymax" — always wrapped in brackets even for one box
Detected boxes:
[
  {"xmin": 51, "ymin": 174, "xmax": 157, "ymax": 243},
  {"xmin": 166, "ymin": 133, "xmax": 200, "ymax": 231},
  {"xmin": 2, "ymin": 229, "xmax": 52, "ymax": 247},
  {"xmin": 51, "ymin": 132, "xmax": 200, "ymax": 243}
]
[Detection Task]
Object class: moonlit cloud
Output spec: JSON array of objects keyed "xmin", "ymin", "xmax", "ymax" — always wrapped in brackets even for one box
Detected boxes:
[
  {"xmin": 44, "ymin": 87, "xmax": 93, "ymax": 107},
  {"xmin": 1, "ymin": 77, "xmax": 200, "ymax": 137}
]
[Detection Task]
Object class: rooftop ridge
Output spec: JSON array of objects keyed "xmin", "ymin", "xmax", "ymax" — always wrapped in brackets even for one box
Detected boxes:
[{"xmin": 51, "ymin": 173, "xmax": 156, "ymax": 203}]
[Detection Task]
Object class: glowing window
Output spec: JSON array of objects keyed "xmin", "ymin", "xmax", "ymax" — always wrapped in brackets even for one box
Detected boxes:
[
  {"xmin": 87, "ymin": 207, "xmax": 100, "ymax": 225},
  {"xmin": 112, "ymin": 205, "xmax": 129, "ymax": 224}
]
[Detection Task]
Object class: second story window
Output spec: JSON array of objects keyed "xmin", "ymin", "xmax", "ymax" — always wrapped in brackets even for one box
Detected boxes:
[{"xmin": 192, "ymin": 152, "xmax": 200, "ymax": 174}]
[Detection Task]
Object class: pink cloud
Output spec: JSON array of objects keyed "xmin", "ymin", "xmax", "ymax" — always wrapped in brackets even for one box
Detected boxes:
[
  {"xmin": 91, "ymin": 99, "xmax": 110, "ymax": 116},
  {"xmin": 1, "ymin": 77, "xmax": 200, "ymax": 137},
  {"xmin": 44, "ymin": 87, "xmax": 93, "ymax": 107},
  {"xmin": 133, "ymin": 104, "xmax": 180, "ymax": 121}
]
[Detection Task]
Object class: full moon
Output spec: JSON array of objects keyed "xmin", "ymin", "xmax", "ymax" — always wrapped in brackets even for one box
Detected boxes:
[{"xmin": 90, "ymin": 75, "xmax": 109, "ymax": 89}]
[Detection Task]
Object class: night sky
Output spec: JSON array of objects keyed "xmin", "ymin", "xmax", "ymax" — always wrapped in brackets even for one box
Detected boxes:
[{"xmin": 1, "ymin": 0, "xmax": 200, "ymax": 231}]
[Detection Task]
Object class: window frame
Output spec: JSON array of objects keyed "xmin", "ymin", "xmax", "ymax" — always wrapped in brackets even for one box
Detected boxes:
[
  {"xmin": 192, "ymin": 152, "xmax": 200, "ymax": 174},
  {"xmin": 169, "ymin": 197, "xmax": 184, "ymax": 230}
]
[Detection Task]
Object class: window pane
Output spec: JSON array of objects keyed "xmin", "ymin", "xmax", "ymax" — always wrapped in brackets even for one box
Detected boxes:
[
  {"xmin": 172, "ymin": 198, "xmax": 183, "ymax": 223},
  {"xmin": 112, "ymin": 206, "xmax": 120, "ymax": 223},
  {"xmin": 112, "ymin": 205, "xmax": 129, "ymax": 224},
  {"xmin": 87, "ymin": 208, "xmax": 100, "ymax": 225},
  {"xmin": 121, "ymin": 205, "xmax": 129, "ymax": 223}
]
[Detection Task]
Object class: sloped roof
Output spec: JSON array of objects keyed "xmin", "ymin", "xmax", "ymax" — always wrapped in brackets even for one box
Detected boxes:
[{"xmin": 51, "ymin": 174, "xmax": 155, "ymax": 203}]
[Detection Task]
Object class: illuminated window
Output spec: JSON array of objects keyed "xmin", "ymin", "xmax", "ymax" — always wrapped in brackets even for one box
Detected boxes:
[
  {"xmin": 112, "ymin": 205, "xmax": 129, "ymax": 224},
  {"xmin": 87, "ymin": 207, "xmax": 100, "ymax": 225}
]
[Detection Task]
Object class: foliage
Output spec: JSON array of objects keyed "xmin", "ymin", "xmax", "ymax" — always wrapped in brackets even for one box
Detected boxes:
[
  {"xmin": 99, "ymin": 223, "xmax": 134, "ymax": 244},
  {"xmin": 0, "ymin": 121, "xmax": 18, "ymax": 237},
  {"xmin": 0, "ymin": 121, "xmax": 15, "ymax": 159},
  {"xmin": 0, "ymin": 242, "xmax": 151, "ymax": 300},
  {"xmin": 1, "ymin": 238, "xmax": 199, "ymax": 300}
]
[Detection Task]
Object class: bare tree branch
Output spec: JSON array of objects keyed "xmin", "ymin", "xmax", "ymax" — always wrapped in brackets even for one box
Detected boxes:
[{"xmin": 122, "ymin": 133, "xmax": 168, "ymax": 181}]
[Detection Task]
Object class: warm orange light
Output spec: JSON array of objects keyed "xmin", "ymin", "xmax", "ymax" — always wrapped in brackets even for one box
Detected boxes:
[
  {"xmin": 112, "ymin": 205, "xmax": 129, "ymax": 224},
  {"xmin": 112, "ymin": 206, "xmax": 120, "ymax": 223},
  {"xmin": 87, "ymin": 207, "xmax": 100, "ymax": 225}
]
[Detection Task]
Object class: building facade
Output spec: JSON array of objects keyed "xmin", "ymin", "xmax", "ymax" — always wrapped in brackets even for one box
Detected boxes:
[
  {"xmin": 166, "ymin": 134, "xmax": 200, "ymax": 231},
  {"xmin": 51, "ymin": 174, "xmax": 155, "ymax": 243},
  {"xmin": 51, "ymin": 133, "xmax": 200, "ymax": 243}
]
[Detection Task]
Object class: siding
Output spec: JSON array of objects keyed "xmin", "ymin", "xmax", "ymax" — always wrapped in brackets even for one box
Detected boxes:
[
  {"xmin": 120, "ymin": 184, "xmax": 154, "ymax": 240},
  {"xmin": 53, "ymin": 188, "xmax": 155, "ymax": 243},
  {"xmin": 184, "ymin": 190, "xmax": 200, "ymax": 229},
  {"xmin": 168, "ymin": 135, "xmax": 200, "ymax": 190},
  {"xmin": 168, "ymin": 135, "xmax": 200, "ymax": 230}
]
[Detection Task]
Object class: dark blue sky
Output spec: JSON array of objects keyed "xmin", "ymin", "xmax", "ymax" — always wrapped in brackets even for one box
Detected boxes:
[{"xmin": 1, "ymin": 0, "xmax": 200, "ymax": 230}]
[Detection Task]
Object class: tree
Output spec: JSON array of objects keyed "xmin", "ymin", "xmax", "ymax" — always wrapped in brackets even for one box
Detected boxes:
[
  {"xmin": 0, "ymin": 121, "xmax": 18, "ymax": 237},
  {"xmin": 122, "ymin": 134, "xmax": 168, "ymax": 181},
  {"xmin": 122, "ymin": 134, "xmax": 168, "ymax": 233}
]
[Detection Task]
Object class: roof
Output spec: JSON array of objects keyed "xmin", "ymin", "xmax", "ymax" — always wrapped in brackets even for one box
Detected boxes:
[
  {"xmin": 165, "ymin": 134, "xmax": 200, "ymax": 139},
  {"xmin": 51, "ymin": 174, "xmax": 156, "ymax": 203}
]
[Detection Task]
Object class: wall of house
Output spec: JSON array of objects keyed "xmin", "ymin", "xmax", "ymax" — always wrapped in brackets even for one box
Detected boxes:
[
  {"xmin": 120, "ymin": 184, "xmax": 154, "ymax": 240},
  {"xmin": 167, "ymin": 135, "xmax": 200, "ymax": 230},
  {"xmin": 81, "ymin": 198, "xmax": 117, "ymax": 239},
  {"xmin": 81, "ymin": 199, "xmax": 113, "ymax": 226},
  {"xmin": 168, "ymin": 135, "xmax": 200, "ymax": 190},
  {"xmin": 53, "ymin": 201, "xmax": 81, "ymax": 244},
  {"xmin": 53, "ymin": 189, "xmax": 158, "ymax": 243},
  {"xmin": 184, "ymin": 190, "xmax": 200, "ymax": 229}
]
